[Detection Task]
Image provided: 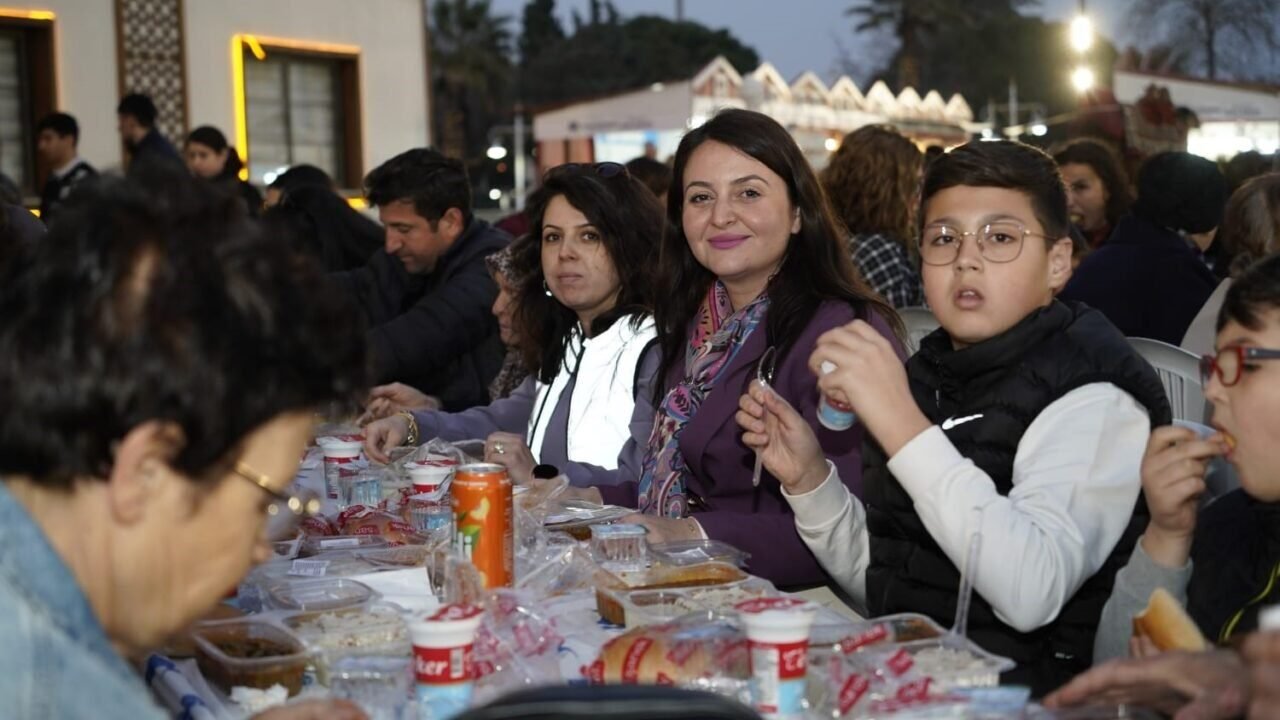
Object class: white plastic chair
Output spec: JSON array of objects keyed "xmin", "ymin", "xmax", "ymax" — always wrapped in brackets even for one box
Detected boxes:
[
  {"xmin": 1128, "ymin": 337, "xmax": 1207, "ymax": 424},
  {"xmin": 898, "ymin": 306, "xmax": 940, "ymax": 357}
]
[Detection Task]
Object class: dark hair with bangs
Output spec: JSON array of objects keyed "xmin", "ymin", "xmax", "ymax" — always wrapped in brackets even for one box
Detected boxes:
[
  {"xmin": 923, "ymin": 140, "xmax": 1070, "ymax": 242},
  {"xmin": 1218, "ymin": 253, "xmax": 1280, "ymax": 333},
  {"xmin": 513, "ymin": 165, "xmax": 662, "ymax": 381},
  {"xmin": 658, "ymin": 108, "xmax": 900, "ymax": 397},
  {"xmin": 0, "ymin": 173, "xmax": 369, "ymax": 488}
]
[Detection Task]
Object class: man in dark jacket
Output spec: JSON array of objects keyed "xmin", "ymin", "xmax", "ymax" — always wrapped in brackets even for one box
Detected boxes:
[
  {"xmin": 1060, "ymin": 152, "xmax": 1225, "ymax": 345},
  {"xmin": 116, "ymin": 93, "xmax": 183, "ymax": 176},
  {"xmin": 35, "ymin": 113, "xmax": 97, "ymax": 225},
  {"xmin": 331, "ymin": 148, "xmax": 509, "ymax": 411}
]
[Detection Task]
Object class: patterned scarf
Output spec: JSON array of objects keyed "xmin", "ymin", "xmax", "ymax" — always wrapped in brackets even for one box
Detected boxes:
[{"xmin": 637, "ymin": 282, "xmax": 770, "ymax": 517}]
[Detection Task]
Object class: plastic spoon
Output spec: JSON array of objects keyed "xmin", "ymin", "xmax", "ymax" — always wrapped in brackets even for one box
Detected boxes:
[
  {"xmin": 751, "ymin": 346, "xmax": 778, "ymax": 488},
  {"xmin": 949, "ymin": 507, "xmax": 983, "ymax": 647}
]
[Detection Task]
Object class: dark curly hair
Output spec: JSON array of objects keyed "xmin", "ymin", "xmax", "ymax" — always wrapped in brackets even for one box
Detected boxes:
[
  {"xmin": 0, "ymin": 173, "xmax": 369, "ymax": 488},
  {"xmin": 513, "ymin": 165, "xmax": 661, "ymax": 381},
  {"xmin": 820, "ymin": 124, "xmax": 922, "ymax": 252}
]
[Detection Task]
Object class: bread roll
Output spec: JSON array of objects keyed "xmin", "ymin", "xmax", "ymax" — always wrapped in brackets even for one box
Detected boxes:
[
  {"xmin": 1133, "ymin": 587, "xmax": 1209, "ymax": 652},
  {"xmin": 583, "ymin": 626, "xmax": 716, "ymax": 685}
]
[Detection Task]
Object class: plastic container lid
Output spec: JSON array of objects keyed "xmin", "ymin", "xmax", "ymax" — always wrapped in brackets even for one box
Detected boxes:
[
  {"xmin": 590, "ymin": 523, "xmax": 647, "ymax": 539},
  {"xmin": 649, "ymin": 539, "xmax": 751, "ymax": 568},
  {"xmin": 267, "ymin": 577, "xmax": 376, "ymax": 612},
  {"xmin": 301, "ymin": 534, "xmax": 389, "ymax": 557},
  {"xmin": 192, "ymin": 619, "xmax": 309, "ymax": 695}
]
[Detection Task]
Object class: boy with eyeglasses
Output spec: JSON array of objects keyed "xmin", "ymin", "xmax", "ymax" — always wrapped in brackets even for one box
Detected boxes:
[
  {"xmin": 736, "ymin": 140, "xmax": 1171, "ymax": 694},
  {"xmin": 1046, "ymin": 254, "xmax": 1280, "ymax": 713}
]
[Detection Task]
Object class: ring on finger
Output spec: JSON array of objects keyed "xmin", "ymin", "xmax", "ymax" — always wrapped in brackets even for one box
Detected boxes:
[{"xmin": 494, "ymin": 442, "xmax": 506, "ymax": 455}]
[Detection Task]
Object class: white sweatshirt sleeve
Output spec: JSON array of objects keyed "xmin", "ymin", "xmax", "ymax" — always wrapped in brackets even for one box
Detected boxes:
[{"xmin": 783, "ymin": 383, "xmax": 1151, "ymax": 632}]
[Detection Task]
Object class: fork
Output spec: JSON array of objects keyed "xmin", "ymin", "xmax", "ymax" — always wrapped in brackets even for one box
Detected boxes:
[{"xmin": 752, "ymin": 346, "xmax": 778, "ymax": 488}]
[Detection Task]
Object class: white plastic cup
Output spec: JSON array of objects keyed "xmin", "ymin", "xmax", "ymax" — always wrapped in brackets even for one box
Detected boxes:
[
  {"xmin": 410, "ymin": 604, "xmax": 485, "ymax": 720},
  {"xmin": 318, "ymin": 436, "xmax": 365, "ymax": 500},
  {"xmin": 408, "ymin": 455, "xmax": 458, "ymax": 496},
  {"xmin": 816, "ymin": 361, "xmax": 856, "ymax": 431},
  {"xmin": 735, "ymin": 597, "xmax": 818, "ymax": 718},
  {"xmin": 1260, "ymin": 604, "xmax": 1280, "ymax": 631}
]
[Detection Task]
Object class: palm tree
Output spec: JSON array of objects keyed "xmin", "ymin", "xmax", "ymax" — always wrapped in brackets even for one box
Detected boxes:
[
  {"xmin": 846, "ymin": 0, "xmax": 1028, "ymax": 89},
  {"xmin": 1126, "ymin": 0, "xmax": 1279, "ymax": 81},
  {"xmin": 430, "ymin": 0, "xmax": 513, "ymax": 160}
]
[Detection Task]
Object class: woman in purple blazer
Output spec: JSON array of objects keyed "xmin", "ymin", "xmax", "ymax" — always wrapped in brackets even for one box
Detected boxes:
[{"xmin": 574, "ymin": 109, "xmax": 905, "ymax": 588}]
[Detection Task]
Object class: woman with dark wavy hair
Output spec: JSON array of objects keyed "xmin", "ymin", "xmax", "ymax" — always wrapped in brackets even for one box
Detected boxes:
[
  {"xmin": 1053, "ymin": 138, "xmax": 1132, "ymax": 250},
  {"xmin": 365, "ymin": 165, "xmax": 662, "ymax": 488},
  {"xmin": 821, "ymin": 124, "xmax": 924, "ymax": 308},
  {"xmin": 566, "ymin": 109, "xmax": 904, "ymax": 588}
]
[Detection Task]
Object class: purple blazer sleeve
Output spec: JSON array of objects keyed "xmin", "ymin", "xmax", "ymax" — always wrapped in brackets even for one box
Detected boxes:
[
  {"xmin": 411, "ymin": 376, "xmax": 535, "ymax": 442},
  {"xmin": 695, "ymin": 305, "xmax": 905, "ymax": 588}
]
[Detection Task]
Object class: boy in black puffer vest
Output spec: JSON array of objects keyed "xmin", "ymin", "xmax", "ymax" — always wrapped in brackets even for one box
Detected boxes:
[{"xmin": 737, "ymin": 140, "xmax": 1171, "ymax": 696}]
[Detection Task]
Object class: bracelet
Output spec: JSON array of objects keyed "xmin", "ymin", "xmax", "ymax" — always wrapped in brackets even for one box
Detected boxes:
[{"xmin": 398, "ymin": 411, "xmax": 419, "ymax": 446}]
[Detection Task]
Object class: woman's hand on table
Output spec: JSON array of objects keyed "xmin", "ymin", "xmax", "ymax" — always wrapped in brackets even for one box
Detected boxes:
[
  {"xmin": 484, "ymin": 432, "xmax": 536, "ymax": 484},
  {"xmin": 620, "ymin": 513, "xmax": 704, "ymax": 544},
  {"xmin": 252, "ymin": 699, "xmax": 367, "ymax": 720},
  {"xmin": 1140, "ymin": 425, "xmax": 1229, "ymax": 568},
  {"xmin": 358, "ymin": 382, "xmax": 439, "ymax": 425},
  {"xmin": 737, "ymin": 379, "xmax": 829, "ymax": 495},
  {"xmin": 1043, "ymin": 650, "xmax": 1247, "ymax": 720},
  {"xmin": 363, "ymin": 414, "xmax": 410, "ymax": 464}
]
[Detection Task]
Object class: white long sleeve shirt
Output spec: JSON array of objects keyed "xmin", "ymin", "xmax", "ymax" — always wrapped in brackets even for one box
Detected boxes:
[{"xmin": 784, "ymin": 382, "xmax": 1151, "ymax": 632}]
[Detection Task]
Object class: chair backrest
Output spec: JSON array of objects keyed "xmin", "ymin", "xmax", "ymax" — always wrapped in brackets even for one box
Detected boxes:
[
  {"xmin": 452, "ymin": 685, "xmax": 763, "ymax": 720},
  {"xmin": 1128, "ymin": 337, "xmax": 1206, "ymax": 424},
  {"xmin": 898, "ymin": 306, "xmax": 940, "ymax": 357}
]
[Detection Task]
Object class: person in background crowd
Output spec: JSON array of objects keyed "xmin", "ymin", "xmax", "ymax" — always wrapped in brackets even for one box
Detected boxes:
[
  {"xmin": 0, "ymin": 174, "xmax": 368, "ymax": 719},
  {"xmin": 1061, "ymin": 151, "xmax": 1224, "ymax": 345},
  {"xmin": 116, "ymin": 93, "xmax": 183, "ymax": 175},
  {"xmin": 184, "ymin": 125, "xmax": 263, "ymax": 217},
  {"xmin": 1090, "ymin": 254, "xmax": 1280, "ymax": 663},
  {"xmin": 330, "ymin": 148, "xmax": 510, "ymax": 412},
  {"xmin": 364, "ymin": 165, "xmax": 660, "ymax": 488},
  {"xmin": 262, "ymin": 184, "xmax": 383, "ymax": 273},
  {"xmin": 820, "ymin": 124, "xmax": 924, "ymax": 308},
  {"xmin": 264, "ymin": 164, "xmax": 337, "ymax": 209},
  {"xmin": 1183, "ymin": 174, "xmax": 1280, "ymax": 356},
  {"xmin": 362, "ymin": 238, "xmax": 534, "ymax": 418},
  {"xmin": 1225, "ymin": 151, "xmax": 1273, "ymax": 196},
  {"xmin": 35, "ymin": 112, "xmax": 97, "ymax": 225},
  {"xmin": 560, "ymin": 109, "xmax": 903, "ymax": 589},
  {"xmin": 1053, "ymin": 138, "xmax": 1133, "ymax": 252},
  {"xmin": 741, "ymin": 140, "xmax": 1170, "ymax": 694},
  {"xmin": 625, "ymin": 155, "xmax": 673, "ymax": 205},
  {"xmin": 0, "ymin": 200, "xmax": 46, "ymax": 274}
]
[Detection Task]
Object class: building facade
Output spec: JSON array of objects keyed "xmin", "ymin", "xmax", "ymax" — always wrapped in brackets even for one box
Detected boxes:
[{"xmin": 1, "ymin": 0, "xmax": 430, "ymax": 200}]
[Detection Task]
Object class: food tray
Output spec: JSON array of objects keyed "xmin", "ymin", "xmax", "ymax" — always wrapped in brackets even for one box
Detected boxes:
[
  {"xmin": 301, "ymin": 534, "xmax": 389, "ymax": 557},
  {"xmin": 595, "ymin": 562, "xmax": 753, "ymax": 626},
  {"xmin": 597, "ymin": 577, "xmax": 775, "ymax": 628},
  {"xmin": 899, "ymin": 637, "xmax": 1015, "ymax": 689},
  {"xmin": 266, "ymin": 577, "xmax": 376, "ymax": 612},
  {"xmin": 282, "ymin": 606, "xmax": 410, "ymax": 685},
  {"xmin": 192, "ymin": 619, "xmax": 309, "ymax": 696},
  {"xmin": 649, "ymin": 539, "xmax": 750, "ymax": 568}
]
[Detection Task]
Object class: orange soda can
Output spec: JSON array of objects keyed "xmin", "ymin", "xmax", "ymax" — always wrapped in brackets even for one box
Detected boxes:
[{"xmin": 451, "ymin": 463, "xmax": 513, "ymax": 588}]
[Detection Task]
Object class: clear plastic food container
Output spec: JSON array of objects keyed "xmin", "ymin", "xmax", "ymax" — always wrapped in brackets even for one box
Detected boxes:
[
  {"xmin": 595, "ymin": 569, "xmax": 768, "ymax": 626},
  {"xmin": 649, "ymin": 539, "xmax": 751, "ymax": 568},
  {"xmin": 283, "ymin": 606, "xmax": 410, "ymax": 685},
  {"xmin": 301, "ymin": 534, "xmax": 389, "ymax": 557},
  {"xmin": 192, "ymin": 619, "xmax": 309, "ymax": 696},
  {"xmin": 266, "ymin": 577, "xmax": 376, "ymax": 612},
  {"xmin": 589, "ymin": 523, "xmax": 649, "ymax": 573}
]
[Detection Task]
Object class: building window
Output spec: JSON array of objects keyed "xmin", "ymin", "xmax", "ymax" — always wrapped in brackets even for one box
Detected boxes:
[
  {"xmin": 0, "ymin": 13, "xmax": 55, "ymax": 198},
  {"xmin": 238, "ymin": 38, "xmax": 362, "ymax": 188}
]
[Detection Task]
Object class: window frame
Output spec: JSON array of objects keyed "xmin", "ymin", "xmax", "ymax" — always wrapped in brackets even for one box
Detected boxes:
[{"xmin": 0, "ymin": 11, "xmax": 56, "ymax": 198}]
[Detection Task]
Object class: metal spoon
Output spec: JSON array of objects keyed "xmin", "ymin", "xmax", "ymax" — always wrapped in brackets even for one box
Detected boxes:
[{"xmin": 752, "ymin": 346, "xmax": 778, "ymax": 488}]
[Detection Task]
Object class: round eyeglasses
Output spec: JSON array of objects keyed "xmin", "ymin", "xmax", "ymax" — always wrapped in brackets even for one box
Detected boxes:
[{"xmin": 918, "ymin": 222, "xmax": 1052, "ymax": 266}]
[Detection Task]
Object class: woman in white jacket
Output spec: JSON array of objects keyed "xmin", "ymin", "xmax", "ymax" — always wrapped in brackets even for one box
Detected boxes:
[{"xmin": 364, "ymin": 163, "xmax": 662, "ymax": 487}]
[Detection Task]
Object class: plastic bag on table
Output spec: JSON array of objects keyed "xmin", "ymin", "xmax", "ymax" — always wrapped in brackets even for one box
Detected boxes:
[
  {"xmin": 808, "ymin": 638, "xmax": 955, "ymax": 718},
  {"xmin": 378, "ymin": 438, "xmax": 471, "ymax": 511},
  {"xmin": 513, "ymin": 474, "xmax": 569, "ymax": 562},
  {"xmin": 425, "ymin": 548, "xmax": 485, "ymax": 606},
  {"xmin": 472, "ymin": 589, "xmax": 566, "ymax": 705},
  {"xmin": 517, "ymin": 536, "xmax": 617, "ymax": 597}
]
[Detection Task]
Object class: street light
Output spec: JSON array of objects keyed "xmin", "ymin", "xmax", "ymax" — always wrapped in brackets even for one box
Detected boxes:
[
  {"xmin": 486, "ymin": 143, "xmax": 508, "ymax": 160},
  {"xmin": 1071, "ymin": 66, "xmax": 1095, "ymax": 93},
  {"xmin": 1069, "ymin": 15, "xmax": 1093, "ymax": 53}
]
